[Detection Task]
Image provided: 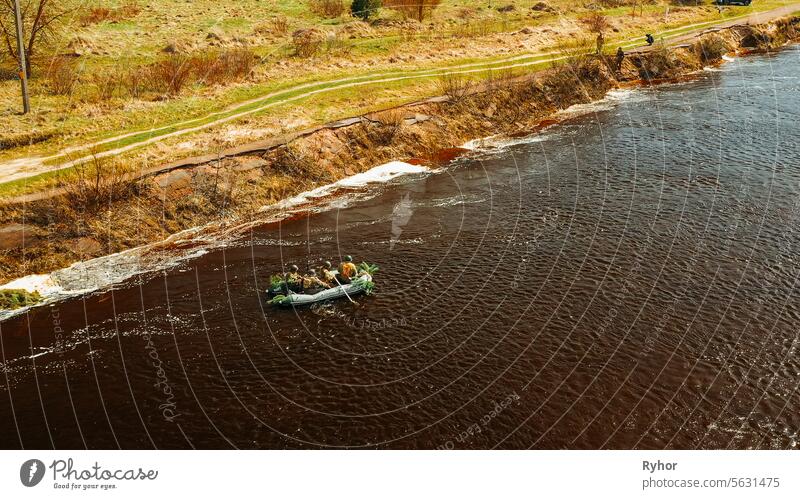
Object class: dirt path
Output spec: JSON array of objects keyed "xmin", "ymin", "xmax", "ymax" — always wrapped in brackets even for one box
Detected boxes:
[
  {"xmin": 630, "ymin": 2, "xmax": 800, "ymax": 53},
  {"xmin": 3, "ymin": 3, "xmax": 799, "ymax": 201}
]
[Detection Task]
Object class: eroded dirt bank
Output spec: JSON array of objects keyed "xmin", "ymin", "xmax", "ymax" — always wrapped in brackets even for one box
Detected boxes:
[{"xmin": 1, "ymin": 16, "xmax": 798, "ymax": 285}]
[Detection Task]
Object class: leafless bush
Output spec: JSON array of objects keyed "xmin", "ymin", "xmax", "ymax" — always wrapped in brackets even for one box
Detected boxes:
[
  {"xmin": 253, "ymin": 17, "xmax": 287, "ymax": 39},
  {"xmin": 309, "ymin": 0, "xmax": 345, "ymax": 18},
  {"xmin": 271, "ymin": 16, "xmax": 289, "ymax": 36},
  {"xmin": 292, "ymin": 29, "xmax": 325, "ymax": 58},
  {"xmin": 581, "ymin": 12, "xmax": 610, "ymax": 53},
  {"xmin": 632, "ymin": 43, "xmax": 676, "ymax": 80},
  {"xmin": 189, "ymin": 52, "xmax": 218, "ymax": 84},
  {"xmin": 191, "ymin": 48, "xmax": 256, "ymax": 85},
  {"xmin": 80, "ymin": 1, "xmax": 141, "ymax": 26},
  {"xmin": 217, "ymin": 48, "xmax": 257, "ymax": 83},
  {"xmin": 538, "ymin": 40, "xmax": 599, "ymax": 105},
  {"xmin": 254, "ymin": 15, "xmax": 293, "ymax": 38},
  {"xmin": 124, "ymin": 66, "xmax": 151, "ymax": 99},
  {"xmin": 695, "ymin": 35, "xmax": 729, "ymax": 63},
  {"xmin": 437, "ymin": 73, "xmax": 474, "ymax": 103},
  {"xmin": 324, "ymin": 32, "xmax": 351, "ymax": 56},
  {"xmin": 81, "ymin": 7, "xmax": 112, "ymax": 25},
  {"xmin": 91, "ymin": 72, "xmax": 120, "ymax": 101},
  {"xmin": 270, "ymin": 143, "xmax": 330, "ymax": 181},
  {"xmin": 59, "ymin": 155, "xmax": 139, "ymax": 213},
  {"xmin": 0, "ymin": 130, "xmax": 56, "ymax": 150},
  {"xmin": 383, "ymin": 0, "xmax": 442, "ymax": 21},
  {"xmin": 484, "ymin": 68, "xmax": 516, "ymax": 92},
  {"xmin": 150, "ymin": 54, "xmax": 193, "ymax": 96},
  {"xmin": 46, "ymin": 56, "xmax": 80, "ymax": 96},
  {"xmin": 367, "ymin": 110, "xmax": 405, "ymax": 145}
]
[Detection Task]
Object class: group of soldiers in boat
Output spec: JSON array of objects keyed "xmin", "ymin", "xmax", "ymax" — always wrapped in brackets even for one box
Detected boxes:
[{"xmin": 281, "ymin": 255, "xmax": 359, "ymax": 294}]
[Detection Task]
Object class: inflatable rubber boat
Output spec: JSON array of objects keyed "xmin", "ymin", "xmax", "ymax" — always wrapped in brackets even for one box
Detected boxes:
[{"xmin": 267, "ymin": 263, "xmax": 378, "ymax": 307}]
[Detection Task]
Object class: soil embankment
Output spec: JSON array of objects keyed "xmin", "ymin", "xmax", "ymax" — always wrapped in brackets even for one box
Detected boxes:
[{"xmin": 0, "ymin": 16, "xmax": 798, "ymax": 285}]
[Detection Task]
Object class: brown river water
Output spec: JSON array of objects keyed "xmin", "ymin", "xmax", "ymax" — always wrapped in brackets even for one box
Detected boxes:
[{"xmin": 1, "ymin": 47, "xmax": 799, "ymax": 449}]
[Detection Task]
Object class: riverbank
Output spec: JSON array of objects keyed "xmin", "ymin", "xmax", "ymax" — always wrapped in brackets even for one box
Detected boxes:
[
  {"xmin": 4, "ymin": 1, "xmax": 794, "ymax": 191},
  {"xmin": 0, "ymin": 14, "xmax": 798, "ymax": 298}
]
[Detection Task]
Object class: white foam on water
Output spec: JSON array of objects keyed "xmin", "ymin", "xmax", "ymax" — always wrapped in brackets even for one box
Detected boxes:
[
  {"xmin": 263, "ymin": 161, "xmax": 429, "ymax": 212},
  {"xmin": 0, "ymin": 160, "xmax": 431, "ymax": 321},
  {"xmin": 462, "ymin": 135, "xmax": 502, "ymax": 150},
  {"xmin": 556, "ymin": 88, "xmax": 646, "ymax": 118},
  {"xmin": 339, "ymin": 161, "xmax": 429, "ymax": 186},
  {"xmin": 0, "ymin": 275, "xmax": 65, "ymax": 322},
  {"xmin": 722, "ymin": 54, "xmax": 736, "ymax": 62},
  {"xmin": 0, "ymin": 274, "xmax": 62, "ymax": 295},
  {"xmin": 462, "ymin": 88, "xmax": 649, "ymax": 152}
]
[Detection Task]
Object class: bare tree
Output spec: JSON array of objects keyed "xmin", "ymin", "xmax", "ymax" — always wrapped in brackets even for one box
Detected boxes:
[
  {"xmin": 581, "ymin": 12, "xmax": 610, "ymax": 54},
  {"xmin": 383, "ymin": 0, "xmax": 441, "ymax": 22},
  {"xmin": 0, "ymin": 0, "xmax": 75, "ymax": 75}
]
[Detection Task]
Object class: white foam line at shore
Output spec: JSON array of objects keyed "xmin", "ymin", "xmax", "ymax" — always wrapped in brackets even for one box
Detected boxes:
[
  {"xmin": 262, "ymin": 161, "xmax": 429, "ymax": 212},
  {"xmin": 0, "ymin": 161, "xmax": 431, "ymax": 321},
  {"xmin": 462, "ymin": 87, "xmax": 650, "ymax": 151},
  {"xmin": 0, "ymin": 274, "xmax": 62, "ymax": 295}
]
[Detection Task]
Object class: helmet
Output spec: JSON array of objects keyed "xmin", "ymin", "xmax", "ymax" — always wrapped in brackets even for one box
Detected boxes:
[
  {"xmin": 289, "ymin": 264, "xmax": 299, "ymax": 272},
  {"xmin": 308, "ymin": 269, "xmax": 317, "ymax": 276},
  {"xmin": 344, "ymin": 255, "xmax": 353, "ymax": 262},
  {"xmin": 323, "ymin": 261, "xmax": 332, "ymax": 269}
]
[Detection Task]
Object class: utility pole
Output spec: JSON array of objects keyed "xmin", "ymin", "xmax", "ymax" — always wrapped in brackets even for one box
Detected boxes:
[{"xmin": 12, "ymin": 0, "xmax": 30, "ymax": 114}]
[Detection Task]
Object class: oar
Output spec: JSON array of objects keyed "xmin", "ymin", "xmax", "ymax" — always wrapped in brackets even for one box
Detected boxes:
[{"xmin": 332, "ymin": 274, "xmax": 356, "ymax": 305}]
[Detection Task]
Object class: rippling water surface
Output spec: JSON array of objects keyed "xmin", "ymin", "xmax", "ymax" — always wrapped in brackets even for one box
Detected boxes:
[{"xmin": 2, "ymin": 47, "xmax": 800, "ymax": 449}]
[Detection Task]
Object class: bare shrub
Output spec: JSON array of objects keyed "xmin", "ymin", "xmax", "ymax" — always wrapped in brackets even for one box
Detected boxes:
[
  {"xmin": 292, "ymin": 29, "xmax": 325, "ymax": 58},
  {"xmin": 0, "ymin": 130, "xmax": 56, "ymax": 150},
  {"xmin": 383, "ymin": 0, "xmax": 442, "ymax": 22},
  {"xmin": 150, "ymin": 54, "xmax": 193, "ymax": 96},
  {"xmin": 367, "ymin": 110, "xmax": 405, "ymax": 145},
  {"xmin": 80, "ymin": 1, "xmax": 141, "ymax": 26},
  {"xmin": 188, "ymin": 51, "xmax": 216, "ymax": 81},
  {"xmin": 484, "ymin": 68, "xmax": 516, "ymax": 91},
  {"xmin": 255, "ymin": 16, "xmax": 289, "ymax": 37},
  {"xmin": 309, "ymin": 0, "xmax": 345, "ymax": 18},
  {"xmin": 192, "ymin": 48, "xmax": 257, "ymax": 85},
  {"xmin": 46, "ymin": 56, "xmax": 80, "ymax": 96},
  {"xmin": 271, "ymin": 16, "xmax": 289, "ymax": 36},
  {"xmin": 217, "ymin": 48, "xmax": 257, "ymax": 80},
  {"xmin": 59, "ymin": 155, "xmax": 139, "ymax": 213},
  {"xmin": 695, "ymin": 35, "xmax": 728, "ymax": 63},
  {"xmin": 92, "ymin": 72, "xmax": 120, "ymax": 101},
  {"xmin": 270, "ymin": 144, "xmax": 331, "ymax": 182},
  {"xmin": 324, "ymin": 32, "xmax": 351, "ymax": 56},
  {"xmin": 633, "ymin": 43, "xmax": 676, "ymax": 80},
  {"xmin": 436, "ymin": 73, "xmax": 474, "ymax": 103},
  {"xmin": 124, "ymin": 66, "xmax": 151, "ymax": 99},
  {"xmin": 539, "ymin": 40, "xmax": 596, "ymax": 105},
  {"xmin": 81, "ymin": 7, "xmax": 113, "ymax": 25}
]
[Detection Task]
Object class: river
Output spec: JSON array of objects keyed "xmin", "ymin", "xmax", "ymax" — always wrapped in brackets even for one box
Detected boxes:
[{"xmin": 1, "ymin": 46, "xmax": 799, "ymax": 449}]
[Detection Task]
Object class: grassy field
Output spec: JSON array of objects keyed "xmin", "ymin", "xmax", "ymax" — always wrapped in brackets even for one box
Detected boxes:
[{"xmin": 0, "ymin": 0, "xmax": 792, "ymax": 198}]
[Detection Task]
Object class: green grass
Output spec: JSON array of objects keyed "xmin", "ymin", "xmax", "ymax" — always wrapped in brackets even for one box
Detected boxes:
[
  {"xmin": 0, "ymin": 289, "xmax": 43, "ymax": 310},
  {"xmin": 1, "ymin": 0, "xmax": 796, "ymax": 198}
]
